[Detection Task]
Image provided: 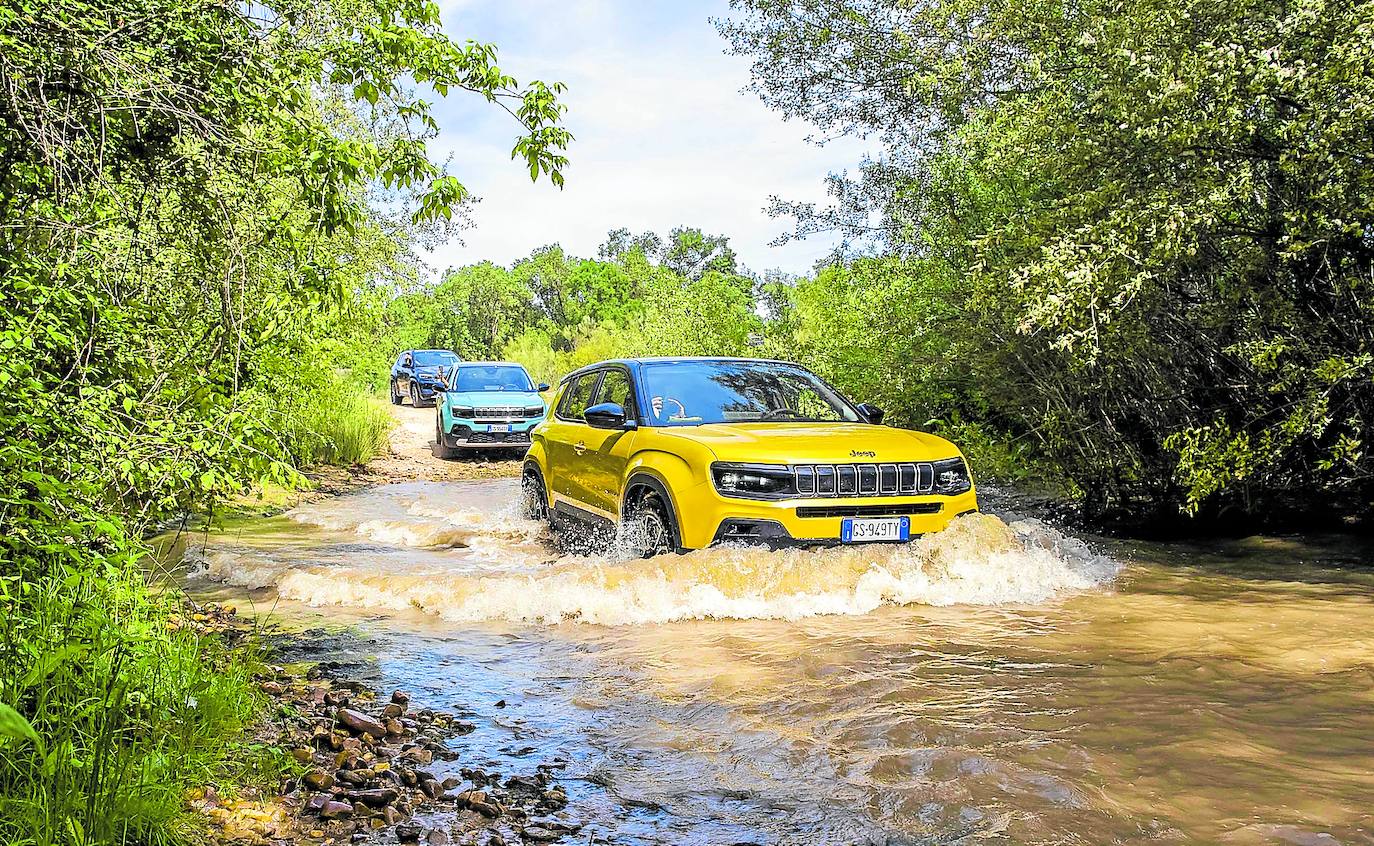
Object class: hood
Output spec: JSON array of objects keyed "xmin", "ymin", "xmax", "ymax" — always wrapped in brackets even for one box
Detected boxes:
[
  {"xmin": 662, "ymin": 422, "xmax": 962, "ymax": 464},
  {"xmin": 445, "ymin": 390, "xmax": 543, "ymax": 408}
]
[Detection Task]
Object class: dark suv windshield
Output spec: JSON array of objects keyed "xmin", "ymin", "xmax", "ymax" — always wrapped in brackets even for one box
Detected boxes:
[
  {"xmin": 451, "ymin": 365, "xmax": 533, "ymax": 392},
  {"xmin": 641, "ymin": 361, "xmax": 860, "ymax": 426},
  {"xmin": 413, "ymin": 351, "xmax": 458, "ymax": 367}
]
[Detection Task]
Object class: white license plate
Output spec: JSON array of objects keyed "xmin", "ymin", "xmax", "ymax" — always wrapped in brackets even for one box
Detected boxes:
[
  {"xmin": 487, "ymin": 424, "xmax": 511, "ymax": 433},
  {"xmin": 841, "ymin": 516, "xmax": 910, "ymax": 543}
]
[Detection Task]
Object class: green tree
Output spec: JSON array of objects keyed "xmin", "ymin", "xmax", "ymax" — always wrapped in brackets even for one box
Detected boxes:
[
  {"xmin": 722, "ymin": 0, "xmax": 1374, "ymax": 523},
  {"xmin": 0, "ymin": 0, "xmax": 570, "ymax": 839}
]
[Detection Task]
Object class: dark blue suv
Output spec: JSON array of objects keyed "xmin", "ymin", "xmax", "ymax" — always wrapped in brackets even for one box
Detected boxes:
[{"xmin": 390, "ymin": 349, "xmax": 460, "ymax": 407}]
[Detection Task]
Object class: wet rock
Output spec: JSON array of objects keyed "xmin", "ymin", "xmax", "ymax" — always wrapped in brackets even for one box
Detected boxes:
[
  {"xmin": 527, "ymin": 818, "xmax": 581, "ymax": 833},
  {"xmin": 335, "ymin": 768, "xmax": 369, "ymax": 786},
  {"xmin": 441, "ymin": 776, "xmax": 462, "ymax": 790},
  {"xmin": 400, "ymin": 746, "xmax": 433, "ymax": 765},
  {"xmin": 494, "ymin": 699, "xmax": 507, "ymax": 708},
  {"xmin": 427, "ymin": 830, "xmax": 451, "ymax": 846},
  {"xmin": 346, "ymin": 788, "xmax": 399, "ymax": 808},
  {"xmin": 303, "ymin": 770, "xmax": 335, "ymax": 791},
  {"xmin": 386, "ymin": 718, "xmax": 405, "ymax": 737},
  {"xmin": 259, "ymin": 681, "xmax": 285, "ymax": 696},
  {"xmin": 383, "ymin": 702, "xmax": 405, "ymax": 718},
  {"xmin": 305, "ymin": 793, "xmax": 331, "ymax": 813},
  {"xmin": 396, "ymin": 824, "xmax": 424, "ymax": 843},
  {"xmin": 337, "ymin": 708, "xmax": 386, "ymax": 738},
  {"xmin": 419, "ymin": 778, "xmax": 443, "ymax": 800},
  {"xmin": 320, "ymin": 800, "xmax": 354, "ymax": 819},
  {"xmin": 505, "ymin": 775, "xmax": 540, "ymax": 792},
  {"xmin": 324, "ymin": 690, "xmax": 350, "ymax": 707},
  {"xmin": 453, "ymin": 721, "xmax": 476, "ymax": 735},
  {"xmin": 391, "ymin": 690, "xmax": 411, "ymax": 706},
  {"xmin": 520, "ymin": 827, "xmax": 558, "ymax": 842},
  {"xmin": 291, "ymin": 746, "xmax": 315, "ymax": 764},
  {"xmin": 487, "ymin": 835, "xmax": 507, "ymax": 846},
  {"xmin": 381, "ymin": 806, "xmax": 404, "ymax": 826}
]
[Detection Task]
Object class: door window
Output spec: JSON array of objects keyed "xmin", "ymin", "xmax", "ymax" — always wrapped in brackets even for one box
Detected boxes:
[
  {"xmin": 593, "ymin": 369, "xmax": 636, "ymax": 418},
  {"xmin": 556, "ymin": 373, "xmax": 600, "ymax": 421}
]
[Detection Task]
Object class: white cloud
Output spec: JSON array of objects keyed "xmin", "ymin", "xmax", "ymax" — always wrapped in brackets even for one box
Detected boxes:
[{"xmin": 422, "ymin": 0, "xmax": 870, "ymax": 277}]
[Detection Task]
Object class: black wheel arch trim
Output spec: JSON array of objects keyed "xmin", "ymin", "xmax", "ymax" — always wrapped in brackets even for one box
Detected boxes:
[{"xmin": 622, "ymin": 470, "xmax": 684, "ymax": 551}]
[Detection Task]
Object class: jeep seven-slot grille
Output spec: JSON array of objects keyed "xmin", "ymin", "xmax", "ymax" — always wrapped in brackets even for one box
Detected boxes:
[
  {"xmin": 793, "ymin": 462, "xmax": 937, "ymax": 498},
  {"xmin": 474, "ymin": 406, "xmax": 523, "ymax": 420}
]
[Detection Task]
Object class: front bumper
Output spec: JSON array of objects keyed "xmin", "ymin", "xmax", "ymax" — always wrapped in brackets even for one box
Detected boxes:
[
  {"xmin": 415, "ymin": 381, "xmax": 446, "ymax": 399},
  {"xmin": 681, "ymin": 487, "xmax": 980, "ymax": 550},
  {"xmin": 443, "ymin": 418, "xmax": 541, "ymax": 450}
]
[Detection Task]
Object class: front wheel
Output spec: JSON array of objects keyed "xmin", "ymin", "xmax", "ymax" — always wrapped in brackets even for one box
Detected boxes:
[
  {"xmin": 619, "ymin": 492, "xmax": 674, "ymax": 558},
  {"xmin": 432, "ymin": 411, "xmax": 458, "ymax": 459},
  {"xmin": 521, "ymin": 468, "xmax": 549, "ymax": 522},
  {"xmin": 389, "ymin": 380, "xmax": 402, "ymax": 405},
  {"xmin": 409, "ymin": 383, "xmax": 423, "ymax": 407}
]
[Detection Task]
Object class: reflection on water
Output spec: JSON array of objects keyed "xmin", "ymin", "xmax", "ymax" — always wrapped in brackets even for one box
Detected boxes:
[{"xmin": 170, "ymin": 481, "xmax": 1374, "ymax": 845}]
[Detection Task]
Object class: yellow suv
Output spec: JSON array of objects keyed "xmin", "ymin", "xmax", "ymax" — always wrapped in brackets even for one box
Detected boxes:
[{"xmin": 521, "ymin": 357, "xmax": 978, "ymax": 556}]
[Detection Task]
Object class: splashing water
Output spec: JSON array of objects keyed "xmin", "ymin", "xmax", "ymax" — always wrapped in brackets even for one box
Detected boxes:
[{"xmin": 184, "ymin": 480, "xmax": 1118, "ymax": 625}]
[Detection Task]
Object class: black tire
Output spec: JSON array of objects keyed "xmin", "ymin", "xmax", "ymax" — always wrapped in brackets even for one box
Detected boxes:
[
  {"xmin": 432, "ymin": 412, "xmax": 459, "ymax": 459},
  {"xmin": 389, "ymin": 380, "xmax": 402, "ymax": 405},
  {"xmin": 620, "ymin": 491, "xmax": 675, "ymax": 558},
  {"xmin": 409, "ymin": 383, "xmax": 423, "ymax": 407},
  {"xmin": 521, "ymin": 467, "xmax": 549, "ymax": 522}
]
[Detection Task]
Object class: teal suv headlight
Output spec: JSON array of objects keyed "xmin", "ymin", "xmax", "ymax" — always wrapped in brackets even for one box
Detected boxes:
[{"xmin": 451, "ymin": 405, "xmax": 475, "ymax": 418}]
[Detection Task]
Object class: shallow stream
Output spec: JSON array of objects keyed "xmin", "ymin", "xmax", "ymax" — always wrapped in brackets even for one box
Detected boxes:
[{"xmin": 171, "ymin": 480, "xmax": 1374, "ymax": 844}]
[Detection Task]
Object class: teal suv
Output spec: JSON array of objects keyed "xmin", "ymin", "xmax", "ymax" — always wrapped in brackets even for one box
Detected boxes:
[{"xmin": 433, "ymin": 362, "xmax": 550, "ymax": 458}]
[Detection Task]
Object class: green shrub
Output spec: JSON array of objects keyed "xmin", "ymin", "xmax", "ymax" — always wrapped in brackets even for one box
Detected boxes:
[
  {"xmin": 268, "ymin": 381, "xmax": 394, "ymax": 467},
  {"xmin": 0, "ymin": 524, "xmax": 286, "ymax": 846}
]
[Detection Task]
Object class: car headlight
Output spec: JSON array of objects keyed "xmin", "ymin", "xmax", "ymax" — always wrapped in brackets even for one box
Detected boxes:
[
  {"xmin": 523, "ymin": 405, "xmax": 544, "ymax": 417},
  {"xmin": 451, "ymin": 405, "xmax": 475, "ymax": 418},
  {"xmin": 932, "ymin": 457, "xmax": 972, "ymax": 495},
  {"xmin": 711, "ymin": 463, "xmax": 796, "ymax": 500}
]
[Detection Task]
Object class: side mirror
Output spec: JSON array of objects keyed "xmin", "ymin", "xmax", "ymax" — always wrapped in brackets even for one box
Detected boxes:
[
  {"xmin": 855, "ymin": 402, "xmax": 885, "ymax": 425},
  {"xmin": 536, "ymin": 383, "xmax": 551, "ymax": 393},
  {"xmin": 585, "ymin": 402, "xmax": 635, "ymax": 430}
]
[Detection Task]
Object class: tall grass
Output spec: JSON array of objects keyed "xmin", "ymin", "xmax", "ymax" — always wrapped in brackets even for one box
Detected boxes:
[
  {"xmin": 0, "ymin": 537, "xmax": 286, "ymax": 845},
  {"xmin": 273, "ymin": 379, "xmax": 393, "ymax": 467}
]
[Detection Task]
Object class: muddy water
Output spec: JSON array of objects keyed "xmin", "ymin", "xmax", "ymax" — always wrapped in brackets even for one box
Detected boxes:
[{"xmin": 173, "ymin": 481, "xmax": 1374, "ymax": 845}]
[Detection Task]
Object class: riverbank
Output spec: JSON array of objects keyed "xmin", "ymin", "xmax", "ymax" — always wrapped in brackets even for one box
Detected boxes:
[
  {"xmin": 228, "ymin": 403, "xmax": 522, "ymax": 519},
  {"xmin": 183, "ymin": 604, "xmax": 580, "ymax": 846},
  {"xmin": 181, "ymin": 404, "xmax": 559, "ymax": 845}
]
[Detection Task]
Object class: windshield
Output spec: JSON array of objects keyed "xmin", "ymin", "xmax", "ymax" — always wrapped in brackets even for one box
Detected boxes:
[
  {"xmin": 413, "ymin": 351, "xmax": 458, "ymax": 367},
  {"xmin": 641, "ymin": 361, "xmax": 860, "ymax": 426},
  {"xmin": 450, "ymin": 365, "xmax": 534, "ymax": 393}
]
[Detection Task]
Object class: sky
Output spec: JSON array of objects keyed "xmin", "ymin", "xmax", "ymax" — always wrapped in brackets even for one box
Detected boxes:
[{"xmin": 424, "ymin": 0, "xmax": 870, "ymax": 278}]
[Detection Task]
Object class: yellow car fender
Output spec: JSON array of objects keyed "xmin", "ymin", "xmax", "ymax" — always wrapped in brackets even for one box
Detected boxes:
[
  {"xmin": 522, "ymin": 439, "xmax": 551, "ymax": 506},
  {"xmin": 621, "ymin": 446, "xmax": 714, "ymax": 549}
]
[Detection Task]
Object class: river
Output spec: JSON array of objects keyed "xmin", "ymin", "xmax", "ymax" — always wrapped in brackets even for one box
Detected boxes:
[{"xmin": 170, "ymin": 478, "xmax": 1374, "ymax": 845}]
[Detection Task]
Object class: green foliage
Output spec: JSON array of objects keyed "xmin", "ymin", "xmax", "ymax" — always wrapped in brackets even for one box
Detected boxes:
[
  {"xmin": 0, "ymin": 0, "xmax": 569, "ymax": 840},
  {"xmin": 366, "ymin": 228, "xmax": 762, "ymax": 387},
  {"xmin": 266, "ymin": 380, "xmax": 394, "ymax": 467},
  {"xmin": 722, "ymin": 0, "xmax": 1374, "ymax": 523}
]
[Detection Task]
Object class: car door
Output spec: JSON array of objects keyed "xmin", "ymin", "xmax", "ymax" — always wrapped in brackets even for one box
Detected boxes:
[
  {"xmin": 398, "ymin": 352, "xmax": 415, "ymax": 395},
  {"xmin": 543, "ymin": 371, "xmax": 602, "ymax": 516},
  {"xmin": 580, "ymin": 367, "xmax": 641, "ymax": 517}
]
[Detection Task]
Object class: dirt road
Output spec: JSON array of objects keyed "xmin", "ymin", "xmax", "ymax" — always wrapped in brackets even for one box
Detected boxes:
[{"xmin": 307, "ymin": 399, "xmax": 522, "ymax": 494}]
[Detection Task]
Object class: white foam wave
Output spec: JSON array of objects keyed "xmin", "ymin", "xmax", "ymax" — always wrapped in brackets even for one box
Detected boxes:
[{"xmin": 239, "ymin": 513, "xmax": 1119, "ymax": 626}]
